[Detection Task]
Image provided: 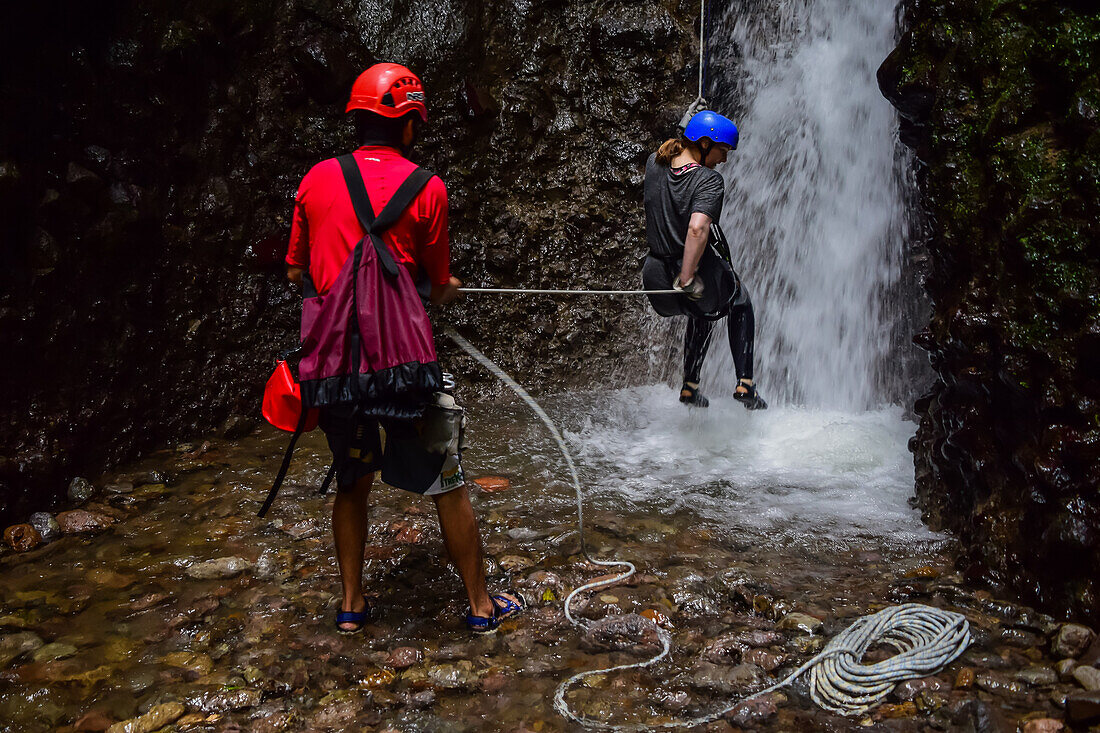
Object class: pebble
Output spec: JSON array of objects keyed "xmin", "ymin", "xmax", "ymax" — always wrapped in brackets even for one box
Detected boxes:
[
  {"xmin": 28, "ymin": 512, "xmax": 60, "ymax": 542},
  {"xmin": 1073, "ymin": 665, "xmax": 1100, "ymax": 691},
  {"xmin": 738, "ymin": 630, "xmax": 784, "ymax": 647},
  {"xmin": 499, "ymin": 555, "xmax": 533, "ymax": 571},
  {"xmin": 32, "ymin": 642, "xmax": 78, "ymax": 662},
  {"xmin": 427, "ymin": 660, "xmax": 478, "ymax": 689},
  {"xmin": 743, "ymin": 647, "xmax": 786, "ymax": 672},
  {"xmin": 67, "ymin": 477, "xmax": 95, "ymax": 503},
  {"xmin": 185, "ymin": 556, "xmax": 253, "ymax": 579},
  {"xmin": 724, "ymin": 694, "xmax": 778, "ymax": 726},
  {"xmin": 640, "ymin": 608, "xmax": 673, "ymax": 629},
  {"xmin": 876, "ymin": 701, "xmax": 917, "ymax": 718},
  {"xmin": 104, "ymin": 481, "xmax": 134, "ymax": 494},
  {"xmin": 691, "ymin": 661, "xmax": 765, "ymax": 694},
  {"xmin": 976, "ymin": 671, "xmax": 1027, "ymax": 696},
  {"xmin": 184, "ymin": 686, "xmax": 262, "ymax": 712},
  {"xmin": 3, "ymin": 523, "xmax": 41, "ymax": 552},
  {"xmin": 1053, "ymin": 623, "xmax": 1096, "ymax": 659},
  {"xmin": 386, "ymin": 646, "xmax": 421, "ymax": 670},
  {"xmin": 56, "ymin": 510, "xmax": 116, "ymax": 534},
  {"xmin": 892, "ymin": 676, "xmax": 946, "ymax": 701},
  {"xmin": 0, "ymin": 631, "xmax": 44, "ymax": 667},
  {"xmin": 1016, "ymin": 666, "xmax": 1058, "ymax": 686},
  {"xmin": 1056, "ymin": 658, "xmax": 1078, "ymax": 680},
  {"xmin": 701, "ymin": 632, "xmax": 747, "ymax": 664},
  {"xmin": 105, "ymin": 702, "xmax": 185, "ymax": 733},
  {"xmin": 777, "ymin": 612, "xmax": 823, "ymax": 634},
  {"xmin": 793, "ymin": 636, "xmax": 824, "ymax": 654},
  {"xmin": 1022, "ymin": 719, "xmax": 1065, "ymax": 733},
  {"xmin": 162, "ymin": 651, "xmax": 214, "ymax": 676},
  {"xmin": 955, "ymin": 667, "xmax": 976, "ymax": 689}
]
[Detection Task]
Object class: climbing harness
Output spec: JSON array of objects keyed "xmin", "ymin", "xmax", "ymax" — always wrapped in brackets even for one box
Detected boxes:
[{"xmin": 445, "ymin": 326, "xmax": 972, "ymax": 729}]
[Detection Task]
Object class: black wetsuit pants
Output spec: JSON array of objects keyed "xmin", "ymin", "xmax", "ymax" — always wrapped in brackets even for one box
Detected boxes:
[{"xmin": 683, "ymin": 293, "xmax": 755, "ymax": 384}]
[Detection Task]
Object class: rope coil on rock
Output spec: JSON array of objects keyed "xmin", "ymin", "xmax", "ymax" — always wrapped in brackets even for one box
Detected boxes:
[{"xmin": 445, "ymin": 327, "xmax": 972, "ymax": 729}]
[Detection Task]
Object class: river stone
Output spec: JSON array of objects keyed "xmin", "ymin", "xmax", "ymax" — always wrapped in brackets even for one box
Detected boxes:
[
  {"xmin": 185, "ymin": 556, "xmax": 253, "ymax": 579},
  {"xmin": 28, "ymin": 512, "xmax": 59, "ymax": 542},
  {"xmin": 724, "ymin": 694, "xmax": 778, "ymax": 726},
  {"xmin": 1057, "ymin": 658, "xmax": 1079, "ymax": 680},
  {"xmin": 976, "ymin": 671, "xmax": 1027, "ymax": 697},
  {"xmin": 162, "ymin": 652, "xmax": 214, "ymax": 676},
  {"xmin": 777, "ymin": 612, "xmax": 823, "ymax": 634},
  {"xmin": 184, "ymin": 685, "xmax": 262, "ymax": 712},
  {"xmin": 387, "ymin": 646, "xmax": 421, "ymax": 670},
  {"xmin": 68, "ymin": 477, "xmax": 95, "ymax": 503},
  {"xmin": 701, "ymin": 632, "xmax": 748, "ymax": 664},
  {"xmin": 1073, "ymin": 666, "xmax": 1100, "ymax": 691},
  {"xmin": 1066, "ymin": 692, "xmax": 1100, "ymax": 725},
  {"xmin": 3, "ymin": 523, "xmax": 41, "ymax": 552},
  {"xmin": 581, "ymin": 613, "xmax": 662, "ymax": 655},
  {"xmin": 0, "ymin": 631, "xmax": 44, "ymax": 667},
  {"xmin": 1022, "ymin": 719, "xmax": 1065, "ymax": 733},
  {"xmin": 892, "ymin": 676, "xmax": 947, "ymax": 701},
  {"xmin": 1017, "ymin": 666, "xmax": 1058, "ymax": 686},
  {"xmin": 106, "ymin": 702, "xmax": 185, "ymax": 733},
  {"xmin": 56, "ymin": 510, "xmax": 115, "ymax": 534},
  {"xmin": 103, "ymin": 480, "xmax": 134, "ymax": 494},
  {"xmin": 691, "ymin": 661, "xmax": 765, "ymax": 694},
  {"xmin": 32, "ymin": 642, "xmax": 77, "ymax": 662},
  {"xmin": 1054, "ymin": 624, "xmax": 1097, "ymax": 659},
  {"xmin": 427, "ymin": 660, "xmax": 478, "ymax": 689},
  {"xmin": 738, "ymin": 630, "xmax": 784, "ymax": 647}
]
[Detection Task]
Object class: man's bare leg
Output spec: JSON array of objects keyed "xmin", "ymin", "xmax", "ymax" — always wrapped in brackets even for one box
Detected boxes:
[
  {"xmin": 333, "ymin": 473, "xmax": 372, "ymax": 630},
  {"xmin": 432, "ymin": 486, "xmax": 496, "ymax": 618}
]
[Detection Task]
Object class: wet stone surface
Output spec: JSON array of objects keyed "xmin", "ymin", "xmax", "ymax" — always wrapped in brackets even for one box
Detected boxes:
[{"xmin": 0, "ymin": 422, "xmax": 1091, "ymax": 731}]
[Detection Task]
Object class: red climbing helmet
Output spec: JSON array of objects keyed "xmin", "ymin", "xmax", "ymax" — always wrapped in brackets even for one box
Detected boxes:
[{"xmin": 346, "ymin": 63, "xmax": 428, "ymax": 122}]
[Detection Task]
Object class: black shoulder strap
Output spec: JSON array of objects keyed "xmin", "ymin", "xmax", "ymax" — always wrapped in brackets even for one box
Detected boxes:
[
  {"xmin": 257, "ymin": 408, "xmax": 310, "ymax": 518},
  {"xmin": 336, "ymin": 154, "xmax": 436, "ymax": 235}
]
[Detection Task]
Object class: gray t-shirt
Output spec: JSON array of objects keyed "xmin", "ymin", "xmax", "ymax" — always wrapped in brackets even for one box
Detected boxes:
[{"xmin": 643, "ymin": 152, "xmax": 725, "ymax": 259}]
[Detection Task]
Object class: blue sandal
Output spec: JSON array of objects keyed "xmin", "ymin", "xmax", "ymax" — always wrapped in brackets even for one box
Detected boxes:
[
  {"xmin": 335, "ymin": 595, "xmax": 371, "ymax": 634},
  {"xmin": 466, "ymin": 594, "xmax": 525, "ymax": 634}
]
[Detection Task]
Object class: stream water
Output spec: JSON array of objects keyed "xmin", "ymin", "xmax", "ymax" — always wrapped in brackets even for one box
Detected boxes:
[{"xmin": 0, "ymin": 1, "xmax": 1077, "ymax": 731}]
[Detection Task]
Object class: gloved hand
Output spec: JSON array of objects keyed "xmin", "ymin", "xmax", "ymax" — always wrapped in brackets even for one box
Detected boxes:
[
  {"xmin": 677, "ymin": 97, "xmax": 709, "ymax": 134},
  {"xmin": 674, "ymin": 275, "xmax": 705, "ymax": 301}
]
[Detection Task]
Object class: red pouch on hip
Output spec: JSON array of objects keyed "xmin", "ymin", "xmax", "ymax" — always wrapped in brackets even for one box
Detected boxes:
[{"xmin": 262, "ymin": 360, "xmax": 320, "ymax": 433}]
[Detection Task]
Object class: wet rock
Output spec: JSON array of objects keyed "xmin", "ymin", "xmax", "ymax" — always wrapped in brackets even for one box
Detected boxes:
[
  {"xmin": 185, "ymin": 556, "xmax": 253, "ymax": 579},
  {"xmin": 1066, "ymin": 691, "xmax": 1100, "ymax": 725},
  {"xmin": 499, "ymin": 554, "xmax": 533, "ymax": 571},
  {"xmin": 876, "ymin": 701, "xmax": 917, "ymax": 719},
  {"xmin": 56, "ymin": 510, "xmax": 115, "ymax": 534},
  {"xmin": 948, "ymin": 698, "xmax": 1010, "ymax": 733},
  {"xmin": 0, "ymin": 631, "xmax": 44, "ymax": 667},
  {"xmin": 358, "ymin": 668, "xmax": 396, "ymax": 688},
  {"xmin": 4, "ymin": 523, "xmax": 41, "ymax": 551},
  {"xmin": 218, "ymin": 414, "xmax": 255, "ymax": 439},
  {"xmin": 724, "ymin": 694, "xmax": 778, "ymax": 726},
  {"xmin": 103, "ymin": 481, "xmax": 134, "ymax": 494},
  {"xmin": 701, "ymin": 632, "xmax": 747, "ymax": 664},
  {"xmin": 793, "ymin": 636, "xmax": 824, "ymax": 654},
  {"xmin": 406, "ymin": 689, "xmax": 436, "ymax": 709},
  {"xmin": 68, "ymin": 477, "xmax": 95, "ymax": 503},
  {"xmin": 473, "ymin": 476, "xmax": 511, "ymax": 492},
  {"xmin": 738, "ymin": 630, "xmax": 784, "ymax": 647},
  {"xmin": 427, "ymin": 660, "xmax": 479, "ymax": 690},
  {"xmin": 479, "ymin": 672, "xmax": 508, "ymax": 694},
  {"xmin": 1016, "ymin": 666, "xmax": 1058, "ymax": 687},
  {"xmin": 129, "ymin": 592, "xmax": 171, "ymax": 611},
  {"xmin": 386, "ymin": 646, "xmax": 421, "ymax": 670},
  {"xmin": 184, "ymin": 686, "xmax": 262, "ymax": 712},
  {"xmin": 1056, "ymin": 658, "xmax": 1078, "ymax": 680},
  {"xmin": 691, "ymin": 661, "xmax": 765, "ymax": 694},
  {"xmin": 976, "ymin": 671, "xmax": 1027, "ymax": 697},
  {"xmin": 105, "ymin": 702, "xmax": 184, "ymax": 733},
  {"xmin": 1073, "ymin": 665, "xmax": 1100, "ymax": 691},
  {"xmin": 777, "ymin": 612, "xmax": 822, "ymax": 634},
  {"xmin": 32, "ymin": 642, "xmax": 77, "ymax": 662},
  {"xmin": 581, "ymin": 613, "xmax": 663, "ymax": 655},
  {"xmin": 280, "ymin": 519, "xmax": 320, "ymax": 540},
  {"xmin": 640, "ymin": 608, "xmax": 673, "ymax": 629},
  {"xmin": 1054, "ymin": 624, "xmax": 1096, "ymax": 659},
  {"xmin": 162, "ymin": 651, "xmax": 214, "ymax": 677},
  {"xmin": 72, "ymin": 710, "xmax": 114, "ymax": 731},
  {"xmin": 890, "ymin": 676, "xmax": 947, "ymax": 702},
  {"xmin": 1022, "ymin": 719, "xmax": 1065, "ymax": 733},
  {"xmin": 742, "ymin": 648, "xmax": 787, "ymax": 672},
  {"xmin": 28, "ymin": 512, "xmax": 59, "ymax": 542}
]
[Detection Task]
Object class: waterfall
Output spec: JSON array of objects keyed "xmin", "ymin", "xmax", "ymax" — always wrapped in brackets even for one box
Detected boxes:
[{"xmin": 701, "ymin": 0, "xmax": 918, "ymax": 410}]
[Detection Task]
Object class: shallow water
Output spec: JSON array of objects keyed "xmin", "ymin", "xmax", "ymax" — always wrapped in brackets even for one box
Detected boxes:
[{"xmin": 0, "ymin": 389, "xmax": 1071, "ymax": 732}]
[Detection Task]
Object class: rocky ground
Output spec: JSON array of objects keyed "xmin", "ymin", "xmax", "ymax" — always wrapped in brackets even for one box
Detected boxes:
[{"xmin": 2, "ymin": 413, "xmax": 1100, "ymax": 732}]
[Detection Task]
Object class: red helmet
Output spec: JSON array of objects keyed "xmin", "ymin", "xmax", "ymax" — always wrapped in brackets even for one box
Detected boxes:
[{"xmin": 346, "ymin": 63, "xmax": 428, "ymax": 122}]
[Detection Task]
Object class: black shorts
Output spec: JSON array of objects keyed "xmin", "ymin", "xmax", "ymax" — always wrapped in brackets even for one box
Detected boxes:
[{"xmin": 317, "ymin": 405, "xmax": 383, "ymax": 491}]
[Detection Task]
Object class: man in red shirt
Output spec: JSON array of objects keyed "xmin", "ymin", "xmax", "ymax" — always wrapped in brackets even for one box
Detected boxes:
[{"xmin": 285, "ymin": 63, "xmax": 522, "ymax": 634}]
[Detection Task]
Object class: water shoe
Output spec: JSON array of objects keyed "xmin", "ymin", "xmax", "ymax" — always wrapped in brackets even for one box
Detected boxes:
[
  {"xmin": 466, "ymin": 593, "xmax": 525, "ymax": 634},
  {"xmin": 679, "ymin": 382, "xmax": 709, "ymax": 408},
  {"xmin": 335, "ymin": 595, "xmax": 372, "ymax": 634},
  {"xmin": 734, "ymin": 382, "xmax": 768, "ymax": 410}
]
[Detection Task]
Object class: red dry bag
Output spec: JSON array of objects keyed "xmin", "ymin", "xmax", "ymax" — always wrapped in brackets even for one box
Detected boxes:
[{"xmin": 262, "ymin": 360, "xmax": 319, "ymax": 433}]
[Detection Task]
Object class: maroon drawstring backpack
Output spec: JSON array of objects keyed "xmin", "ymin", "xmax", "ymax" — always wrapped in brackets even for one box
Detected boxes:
[{"xmin": 259, "ymin": 155, "xmax": 443, "ymax": 517}]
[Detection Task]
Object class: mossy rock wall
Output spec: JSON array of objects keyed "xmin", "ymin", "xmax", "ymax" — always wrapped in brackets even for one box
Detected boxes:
[
  {"xmin": 0, "ymin": 0, "xmax": 700, "ymax": 524},
  {"xmin": 879, "ymin": 0, "xmax": 1100, "ymax": 622}
]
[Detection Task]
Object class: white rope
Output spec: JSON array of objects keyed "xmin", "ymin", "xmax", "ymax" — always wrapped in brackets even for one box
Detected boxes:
[
  {"xmin": 459, "ymin": 287, "xmax": 678, "ymax": 295},
  {"xmin": 444, "ymin": 327, "xmax": 972, "ymax": 729}
]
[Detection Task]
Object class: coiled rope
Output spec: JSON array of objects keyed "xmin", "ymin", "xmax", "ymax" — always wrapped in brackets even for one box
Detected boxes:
[{"xmin": 444, "ymin": 327, "xmax": 971, "ymax": 729}]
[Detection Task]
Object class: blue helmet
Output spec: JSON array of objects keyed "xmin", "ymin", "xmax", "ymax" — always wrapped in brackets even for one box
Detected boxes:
[{"xmin": 684, "ymin": 110, "xmax": 739, "ymax": 149}]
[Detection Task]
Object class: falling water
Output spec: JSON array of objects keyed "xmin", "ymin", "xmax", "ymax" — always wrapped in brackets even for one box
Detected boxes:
[{"xmin": 703, "ymin": 0, "xmax": 918, "ymax": 410}]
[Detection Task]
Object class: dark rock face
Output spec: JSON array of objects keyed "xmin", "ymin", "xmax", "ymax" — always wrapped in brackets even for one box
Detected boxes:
[
  {"xmin": 879, "ymin": 2, "xmax": 1100, "ymax": 623},
  {"xmin": 0, "ymin": 1, "xmax": 700, "ymax": 523}
]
